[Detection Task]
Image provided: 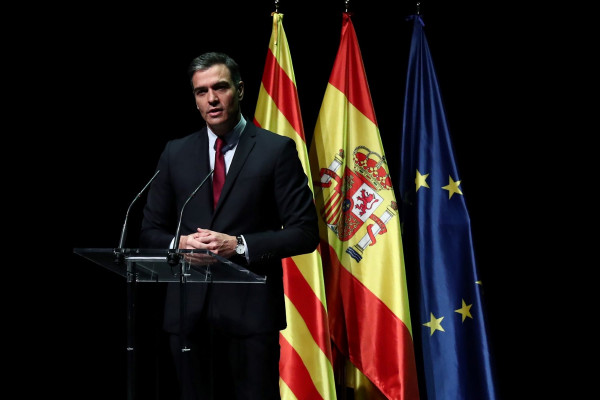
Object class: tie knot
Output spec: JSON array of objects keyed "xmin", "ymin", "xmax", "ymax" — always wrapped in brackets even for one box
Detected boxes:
[{"xmin": 215, "ymin": 137, "xmax": 226, "ymax": 153}]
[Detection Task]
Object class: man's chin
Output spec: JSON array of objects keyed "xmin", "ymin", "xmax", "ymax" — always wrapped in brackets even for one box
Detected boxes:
[
  {"xmin": 207, "ymin": 118, "xmax": 233, "ymax": 134},
  {"xmin": 206, "ymin": 116, "xmax": 226, "ymax": 126}
]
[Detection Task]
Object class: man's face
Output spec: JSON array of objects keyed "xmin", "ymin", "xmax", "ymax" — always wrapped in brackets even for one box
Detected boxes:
[{"xmin": 192, "ymin": 64, "xmax": 244, "ymax": 136}]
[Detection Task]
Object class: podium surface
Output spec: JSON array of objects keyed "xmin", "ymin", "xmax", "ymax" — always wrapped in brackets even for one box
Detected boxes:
[{"xmin": 73, "ymin": 248, "xmax": 266, "ymax": 283}]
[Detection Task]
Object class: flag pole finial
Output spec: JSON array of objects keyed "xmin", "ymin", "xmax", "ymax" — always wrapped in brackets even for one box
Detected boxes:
[
  {"xmin": 274, "ymin": 0, "xmax": 279, "ymax": 13},
  {"xmin": 345, "ymin": 0, "xmax": 351, "ymax": 13},
  {"xmin": 416, "ymin": 2, "xmax": 421, "ymax": 15}
]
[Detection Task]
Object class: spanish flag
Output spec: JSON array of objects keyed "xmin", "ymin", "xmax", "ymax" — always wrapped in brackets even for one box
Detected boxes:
[
  {"xmin": 309, "ymin": 12, "xmax": 420, "ymax": 400},
  {"xmin": 254, "ymin": 12, "xmax": 337, "ymax": 400}
]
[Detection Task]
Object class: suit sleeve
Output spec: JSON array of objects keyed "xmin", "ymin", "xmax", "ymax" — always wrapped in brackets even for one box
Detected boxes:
[{"xmin": 244, "ymin": 138, "xmax": 319, "ymax": 264}]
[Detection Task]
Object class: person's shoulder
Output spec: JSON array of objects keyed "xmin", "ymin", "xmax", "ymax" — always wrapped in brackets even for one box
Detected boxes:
[
  {"xmin": 249, "ymin": 124, "xmax": 293, "ymax": 144},
  {"xmin": 167, "ymin": 127, "xmax": 206, "ymax": 146},
  {"xmin": 160, "ymin": 128, "xmax": 206, "ymax": 156}
]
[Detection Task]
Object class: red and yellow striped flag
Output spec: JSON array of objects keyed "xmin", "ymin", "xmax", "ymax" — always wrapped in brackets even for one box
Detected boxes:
[
  {"xmin": 254, "ymin": 12, "xmax": 337, "ymax": 400},
  {"xmin": 308, "ymin": 12, "xmax": 420, "ymax": 400}
]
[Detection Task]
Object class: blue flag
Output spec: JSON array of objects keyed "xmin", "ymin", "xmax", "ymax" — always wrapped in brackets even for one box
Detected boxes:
[{"xmin": 398, "ymin": 15, "xmax": 498, "ymax": 400}]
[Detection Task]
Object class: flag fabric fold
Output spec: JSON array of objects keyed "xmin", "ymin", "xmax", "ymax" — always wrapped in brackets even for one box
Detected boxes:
[
  {"xmin": 397, "ymin": 15, "xmax": 497, "ymax": 400},
  {"xmin": 309, "ymin": 12, "xmax": 420, "ymax": 400},
  {"xmin": 254, "ymin": 12, "xmax": 337, "ymax": 400}
]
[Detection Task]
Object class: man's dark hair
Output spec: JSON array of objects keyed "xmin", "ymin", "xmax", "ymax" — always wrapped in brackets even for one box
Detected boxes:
[{"xmin": 188, "ymin": 52, "xmax": 242, "ymax": 88}]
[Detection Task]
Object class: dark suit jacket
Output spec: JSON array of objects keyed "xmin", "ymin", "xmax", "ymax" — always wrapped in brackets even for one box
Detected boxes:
[{"xmin": 139, "ymin": 122, "xmax": 319, "ymax": 335}]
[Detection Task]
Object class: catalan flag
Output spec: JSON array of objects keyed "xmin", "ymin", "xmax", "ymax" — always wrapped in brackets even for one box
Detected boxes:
[
  {"xmin": 309, "ymin": 12, "xmax": 419, "ymax": 400},
  {"xmin": 254, "ymin": 12, "xmax": 337, "ymax": 400},
  {"xmin": 397, "ymin": 15, "xmax": 497, "ymax": 400}
]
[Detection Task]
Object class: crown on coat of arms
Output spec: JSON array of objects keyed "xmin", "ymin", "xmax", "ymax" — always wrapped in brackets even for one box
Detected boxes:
[{"xmin": 353, "ymin": 146, "xmax": 392, "ymax": 191}]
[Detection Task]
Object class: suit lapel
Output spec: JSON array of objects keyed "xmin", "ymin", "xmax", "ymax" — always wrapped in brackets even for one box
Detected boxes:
[
  {"xmin": 213, "ymin": 123, "xmax": 256, "ymax": 213},
  {"xmin": 194, "ymin": 128, "xmax": 214, "ymax": 213}
]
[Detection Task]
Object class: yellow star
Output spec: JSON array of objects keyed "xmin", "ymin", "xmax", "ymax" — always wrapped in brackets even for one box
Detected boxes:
[
  {"xmin": 442, "ymin": 175, "xmax": 463, "ymax": 199},
  {"xmin": 455, "ymin": 299, "xmax": 473, "ymax": 322},
  {"xmin": 415, "ymin": 169, "xmax": 430, "ymax": 192},
  {"xmin": 423, "ymin": 312, "xmax": 445, "ymax": 336}
]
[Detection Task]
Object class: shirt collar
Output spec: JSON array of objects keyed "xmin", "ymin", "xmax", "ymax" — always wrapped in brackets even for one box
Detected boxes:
[{"xmin": 208, "ymin": 115, "xmax": 246, "ymax": 152}]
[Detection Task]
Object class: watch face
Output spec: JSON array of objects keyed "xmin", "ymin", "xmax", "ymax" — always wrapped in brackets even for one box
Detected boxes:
[
  {"xmin": 236, "ymin": 244, "xmax": 244, "ymax": 255},
  {"xmin": 235, "ymin": 236, "xmax": 244, "ymax": 255}
]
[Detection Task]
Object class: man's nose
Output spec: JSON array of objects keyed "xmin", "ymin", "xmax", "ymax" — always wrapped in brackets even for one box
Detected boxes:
[{"xmin": 208, "ymin": 89, "xmax": 219, "ymax": 103}]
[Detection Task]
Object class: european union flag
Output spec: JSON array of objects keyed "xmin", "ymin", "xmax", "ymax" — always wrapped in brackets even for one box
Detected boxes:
[{"xmin": 398, "ymin": 15, "xmax": 498, "ymax": 400}]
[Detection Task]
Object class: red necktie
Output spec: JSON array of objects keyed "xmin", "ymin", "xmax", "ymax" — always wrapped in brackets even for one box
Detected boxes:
[{"xmin": 213, "ymin": 137, "xmax": 226, "ymax": 209}]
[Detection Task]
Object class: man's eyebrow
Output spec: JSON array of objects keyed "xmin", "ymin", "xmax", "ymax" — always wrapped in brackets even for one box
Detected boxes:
[
  {"xmin": 193, "ymin": 81, "xmax": 230, "ymax": 93},
  {"xmin": 213, "ymin": 81, "xmax": 231, "ymax": 88}
]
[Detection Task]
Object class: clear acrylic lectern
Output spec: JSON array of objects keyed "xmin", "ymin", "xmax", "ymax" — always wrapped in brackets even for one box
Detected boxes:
[{"xmin": 72, "ymin": 247, "xmax": 266, "ymax": 400}]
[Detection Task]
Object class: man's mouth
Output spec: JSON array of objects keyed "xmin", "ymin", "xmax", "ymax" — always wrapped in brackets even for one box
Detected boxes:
[{"xmin": 207, "ymin": 109, "xmax": 222, "ymax": 117}]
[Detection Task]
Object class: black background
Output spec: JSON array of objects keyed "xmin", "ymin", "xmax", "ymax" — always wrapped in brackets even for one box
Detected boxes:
[{"xmin": 21, "ymin": 0, "xmax": 580, "ymax": 398}]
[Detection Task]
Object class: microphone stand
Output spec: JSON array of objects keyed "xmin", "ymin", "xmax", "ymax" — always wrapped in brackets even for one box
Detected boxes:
[
  {"xmin": 109, "ymin": 169, "xmax": 160, "ymax": 400},
  {"xmin": 165, "ymin": 169, "xmax": 214, "ymax": 384}
]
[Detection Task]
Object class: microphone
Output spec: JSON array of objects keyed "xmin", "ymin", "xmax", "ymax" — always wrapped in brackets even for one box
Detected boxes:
[
  {"xmin": 114, "ymin": 169, "xmax": 161, "ymax": 264},
  {"xmin": 167, "ymin": 169, "xmax": 214, "ymax": 267}
]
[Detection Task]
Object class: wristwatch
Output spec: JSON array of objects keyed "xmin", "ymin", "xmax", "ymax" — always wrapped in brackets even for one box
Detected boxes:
[{"xmin": 235, "ymin": 236, "xmax": 246, "ymax": 255}]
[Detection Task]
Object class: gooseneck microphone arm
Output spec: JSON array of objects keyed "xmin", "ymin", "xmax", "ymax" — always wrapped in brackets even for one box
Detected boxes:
[
  {"xmin": 118, "ymin": 170, "xmax": 161, "ymax": 250},
  {"xmin": 167, "ymin": 169, "xmax": 214, "ymax": 267},
  {"xmin": 115, "ymin": 170, "xmax": 161, "ymax": 264}
]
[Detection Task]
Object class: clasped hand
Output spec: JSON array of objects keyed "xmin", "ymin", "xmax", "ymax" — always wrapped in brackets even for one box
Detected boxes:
[{"xmin": 180, "ymin": 228, "xmax": 236, "ymax": 265}]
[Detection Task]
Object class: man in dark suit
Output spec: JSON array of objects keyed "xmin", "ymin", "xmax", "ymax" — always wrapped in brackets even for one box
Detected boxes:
[{"xmin": 139, "ymin": 52, "xmax": 319, "ymax": 400}]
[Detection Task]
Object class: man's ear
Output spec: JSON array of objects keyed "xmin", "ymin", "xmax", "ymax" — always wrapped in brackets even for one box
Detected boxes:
[{"xmin": 238, "ymin": 82, "xmax": 244, "ymax": 100}]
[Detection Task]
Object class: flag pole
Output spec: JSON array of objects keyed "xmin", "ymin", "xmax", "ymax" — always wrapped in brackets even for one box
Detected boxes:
[{"xmin": 337, "ymin": 6, "xmax": 348, "ymax": 400}]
